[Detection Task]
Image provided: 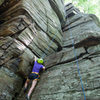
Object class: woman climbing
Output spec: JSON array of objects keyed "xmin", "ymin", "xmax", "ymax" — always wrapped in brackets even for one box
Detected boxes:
[{"xmin": 24, "ymin": 56, "xmax": 45, "ymax": 100}]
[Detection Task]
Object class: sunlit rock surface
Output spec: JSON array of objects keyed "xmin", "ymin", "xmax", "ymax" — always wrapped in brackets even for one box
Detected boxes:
[
  {"xmin": 0, "ymin": 0, "xmax": 64, "ymax": 99},
  {"xmin": 0, "ymin": 1, "xmax": 100, "ymax": 100}
]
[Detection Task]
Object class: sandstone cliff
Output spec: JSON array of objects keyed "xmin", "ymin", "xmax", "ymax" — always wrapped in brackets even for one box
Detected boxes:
[{"xmin": 0, "ymin": 0, "xmax": 100, "ymax": 100}]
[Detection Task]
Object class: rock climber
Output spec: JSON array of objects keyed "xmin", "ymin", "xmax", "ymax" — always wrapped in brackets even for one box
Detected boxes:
[{"xmin": 24, "ymin": 56, "xmax": 45, "ymax": 100}]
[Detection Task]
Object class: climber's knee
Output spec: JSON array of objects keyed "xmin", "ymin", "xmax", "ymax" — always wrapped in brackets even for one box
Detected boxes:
[{"xmin": 26, "ymin": 79, "xmax": 30, "ymax": 83}]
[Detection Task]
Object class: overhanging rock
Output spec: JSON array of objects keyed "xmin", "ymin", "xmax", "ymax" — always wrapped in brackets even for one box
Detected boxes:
[{"xmin": 0, "ymin": 0, "xmax": 64, "ymax": 99}]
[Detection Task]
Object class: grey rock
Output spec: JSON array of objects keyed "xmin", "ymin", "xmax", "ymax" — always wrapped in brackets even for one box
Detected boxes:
[
  {"xmin": 48, "ymin": 0, "xmax": 66, "ymax": 27},
  {"xmin": 0, "ymin": 67, "xmax": 23, "ymax": 100},
  {"xmin": 0, "ymin": 1, "xmax": 100, "ymax": 100}
]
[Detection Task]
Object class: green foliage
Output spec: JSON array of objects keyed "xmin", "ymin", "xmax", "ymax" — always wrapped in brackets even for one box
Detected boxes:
[{"xmin": 64, "ymin": 0, "xmax": 100, "ymax": 20}]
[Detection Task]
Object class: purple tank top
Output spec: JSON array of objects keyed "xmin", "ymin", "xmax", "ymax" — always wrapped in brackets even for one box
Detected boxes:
[{"xmin": 32, "ymin": 61, "xmax": 44, "ymax": 73}]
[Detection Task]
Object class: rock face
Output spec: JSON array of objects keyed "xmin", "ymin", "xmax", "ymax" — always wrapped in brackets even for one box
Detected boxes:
[
  {"xmin": 0, "ymin": 1, "xmax": 100, "ymax": 100},
  {"xmin": 0, "ymin": 0, "xmax": 64, "ymax": 100}
]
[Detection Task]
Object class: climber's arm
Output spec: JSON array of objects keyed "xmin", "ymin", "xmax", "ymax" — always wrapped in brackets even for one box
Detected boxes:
[
  {"xmin": 34, "ymin": 56, "xmax": 37, "ymax": 62},
  {"xmin": 42, "ymin": 66, "xmax": 45, "ymax": 71}
]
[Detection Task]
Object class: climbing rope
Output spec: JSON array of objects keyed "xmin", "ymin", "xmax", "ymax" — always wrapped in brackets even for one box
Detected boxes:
[
  {"xmin": 41, "ymin": 34, "xmax": 57, "ymax": 59},
  {"xmin": 66, "ymin": 13, "xmax": 86, "ymax": 100},
  {"xmin": 30, "ymin": 2, "xmax": 86, "ymax": 99},
  {"xmin": 40, "ymin": 4, "xmax": 58, "ymax": 59},
  {"xmin": 40, "ymin": 4, "xmax": 86, "ymax": 100}
]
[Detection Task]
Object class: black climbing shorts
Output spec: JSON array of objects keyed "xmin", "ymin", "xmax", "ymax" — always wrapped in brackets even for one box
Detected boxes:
[{"xmin": 28, "ymin": 73, "xmax": 39, "ymax": 80}]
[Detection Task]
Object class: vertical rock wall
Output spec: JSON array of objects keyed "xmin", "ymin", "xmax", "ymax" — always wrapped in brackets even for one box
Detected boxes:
[
  {"xmin": 0, "ymin": 0, "xmax": 65, "ymax": 99},
  {"xmin": 0, "ymin": 1, "xmax": 100, "ymax": 100},
  {"xmin": 30, "ymin": 3, "xmax": 100, "ymax": 100}
]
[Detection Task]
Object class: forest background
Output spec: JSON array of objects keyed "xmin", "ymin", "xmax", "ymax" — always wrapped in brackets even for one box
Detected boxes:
[{"xmin": 64, "ymin": 0, "xmax": 100, "ymax": 20}]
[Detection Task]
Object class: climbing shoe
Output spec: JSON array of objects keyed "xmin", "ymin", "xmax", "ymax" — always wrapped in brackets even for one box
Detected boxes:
[{"xmin": 26, "ymin": 94, "xmax": 30, "ymax": 100}]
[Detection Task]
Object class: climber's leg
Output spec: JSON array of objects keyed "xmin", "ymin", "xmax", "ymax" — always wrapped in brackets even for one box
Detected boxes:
[
  {"xmin": 27, "ymin": 79, "xmax": 38, "ymax": 97},
  {"xmin": 24, "ymin": 79, "xmax": 30, "ymax": 88},
  {"xmin": 24, "ymin": 73, "xmax": 36, "ymax": 91},
  {"xmin": 24, "ymin": 79, "xmax": 30, "ymax": 92}
]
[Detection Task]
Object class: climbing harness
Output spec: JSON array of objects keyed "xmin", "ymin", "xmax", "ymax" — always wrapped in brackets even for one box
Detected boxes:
[{"xmin": 66, "ymin": 14, "xmax": 86, "ymax": 100}]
